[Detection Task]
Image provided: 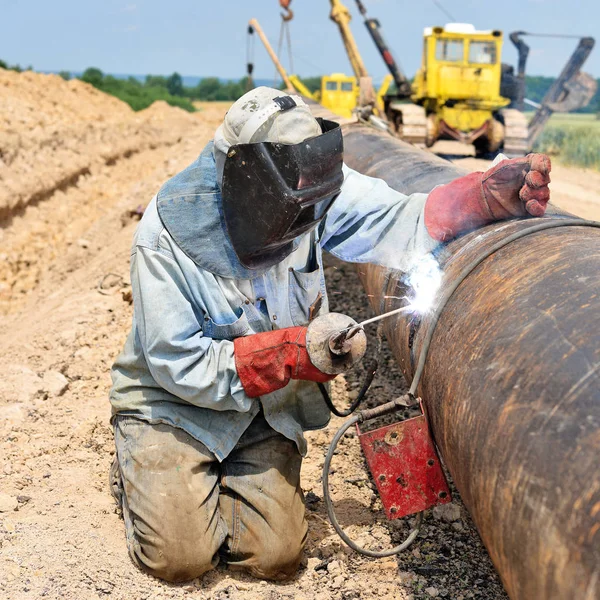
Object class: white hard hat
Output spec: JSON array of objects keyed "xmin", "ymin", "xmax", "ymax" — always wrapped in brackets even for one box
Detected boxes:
[{"xmin": 213, "ymin": 86, "xmax": 321, "ymax": 182}]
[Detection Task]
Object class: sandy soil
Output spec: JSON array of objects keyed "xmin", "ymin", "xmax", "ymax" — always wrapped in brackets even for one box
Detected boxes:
[{"xmin": 1, "ymin": 75, "xmax": 599, "ymax": 600}]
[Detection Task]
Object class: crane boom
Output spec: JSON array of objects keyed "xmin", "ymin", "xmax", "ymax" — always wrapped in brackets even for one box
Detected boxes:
[
  {"xmin": 353, "ymin": 0, "xmax": 412, "ymax": 98},
  {"xmin": 329, "ymin": 0, "xmax": 369, "ymax": 80}
]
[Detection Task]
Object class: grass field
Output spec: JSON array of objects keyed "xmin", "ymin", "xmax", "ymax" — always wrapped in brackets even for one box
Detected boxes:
[{"xmin": 530, "ymin": 112, "xmax": 600, "ymax": 170}]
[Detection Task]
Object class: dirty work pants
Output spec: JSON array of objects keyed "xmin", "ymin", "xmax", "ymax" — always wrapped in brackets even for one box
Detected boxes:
[{"xmin": 111, "ymin": 413, "xmax": 307, "ymax": 583}]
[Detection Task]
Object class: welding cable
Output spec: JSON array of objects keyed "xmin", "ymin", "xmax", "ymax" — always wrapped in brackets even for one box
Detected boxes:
[
  {"xmin": 323, "ymin": 217, "xmax": 600, "ymax": 558},
  {"xmin": 323, "ymin": 414, "xmax": 424, "ymax": 558},
  {"xmin": 317, "ymin": 360, "xmax": 378, "ymax": 417}
]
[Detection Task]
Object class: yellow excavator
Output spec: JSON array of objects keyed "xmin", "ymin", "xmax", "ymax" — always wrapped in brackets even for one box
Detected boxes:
[
  {"xmin": 351, "ymin": 0, "xmax": 596, "ymax": 156},
  {"xmin": 252, "ymin": 0, "xmax": 433, "ymax": 144},
  {"xmin": 254, "ymin": 0, "xmax": 596, "ymax": 156},
  {"xmin": 327, "ymin": 0, "xmax": 428, "ymax": 143}
]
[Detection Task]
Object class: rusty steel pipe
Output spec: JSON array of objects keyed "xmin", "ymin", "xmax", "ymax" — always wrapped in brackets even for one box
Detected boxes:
[{"xmin": 335, "ymin": 124, "xmax": 600, "ymax": 599}]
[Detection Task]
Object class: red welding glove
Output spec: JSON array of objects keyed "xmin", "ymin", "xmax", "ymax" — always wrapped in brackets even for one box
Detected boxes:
[
  {"xmin": 424, "ymin": 153, "xmax": 552, "ymax": 242},
  {"xmin": 234, "ymin": 327, "xmax": 335, "ymax": 398}
]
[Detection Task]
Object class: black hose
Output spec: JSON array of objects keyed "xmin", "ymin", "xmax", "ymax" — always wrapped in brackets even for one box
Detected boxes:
[
  {"xmin": 317, "ymin": 360, "xmax": 378, "ymax": 417},
  {"xmin": 322, "ymin": 415, "xmax": 424, "ymax": 557},
  {"xmin": 323, "ymin": 217, "xmax": 600, "ymax": 557}
]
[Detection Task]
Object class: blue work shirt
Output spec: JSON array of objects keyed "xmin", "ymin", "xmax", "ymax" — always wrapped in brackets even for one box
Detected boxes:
[{"xmin": 109, "ymin": 142, "xmax": 437, "ymax": 460}]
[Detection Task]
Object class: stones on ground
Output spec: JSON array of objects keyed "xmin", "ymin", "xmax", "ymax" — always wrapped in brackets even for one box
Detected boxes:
[
  {"xmin": 121, "ymin": 287, "xmax": 133, "ymax": 304},
  {"xmin": 0, "ymin": 493, "xmax": 18, "ymax": 512},
  {"xmin": 341, "ymin": 581, "xmax": 363, "ymax": 600},
  {"xmin": 0, "ymin": 365, "xmax": 69, "ymax": 404},
  {"xmin": 425, "ymin": 586, "xmax": 440, "ymax": 597},
  {"xmin": 327, "ymin": 559, "xmax": 342, "ymax": 577},
  {"xmin": 305, "ymin": 490, "xmax": 321, "ymax": 510},
  {"xmin": 41, "ymin": 370, "xmax": 69, "ymax": 397},
  {"xmin": 433, "ymin": 502, "xmax": 461, "ymax": 523}
]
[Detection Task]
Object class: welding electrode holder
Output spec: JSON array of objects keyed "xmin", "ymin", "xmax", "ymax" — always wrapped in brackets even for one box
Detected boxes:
[
  {"xmin": 306, "ymin": 312, "xmax": 377, "ymax": 418},
  {"xmin": 305, "ymin": 312, "xmax": 368, "ymax": 374}
]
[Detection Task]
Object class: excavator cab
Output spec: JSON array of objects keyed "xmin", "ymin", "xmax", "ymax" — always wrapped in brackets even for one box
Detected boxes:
[
  {"xmin": 413, "ymin": 24, "xmax": 510, "ymax": 133},
  {"xmin": 320, "ymin": 73, "xmax": 358, "ymax": 118}
]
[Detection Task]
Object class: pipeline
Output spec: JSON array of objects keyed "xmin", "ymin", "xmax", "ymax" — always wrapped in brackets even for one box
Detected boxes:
[{"xmin": 316, "ymin": 116, "xmax": 599, "ymax": 600}]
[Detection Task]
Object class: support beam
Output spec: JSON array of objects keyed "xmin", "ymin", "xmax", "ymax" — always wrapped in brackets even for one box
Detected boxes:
[{"xmin": 336, "ymin": 123, "xmax": 600, "ymax": 599}]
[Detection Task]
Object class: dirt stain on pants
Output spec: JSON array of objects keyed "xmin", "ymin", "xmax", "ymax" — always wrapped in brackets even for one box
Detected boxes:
[{"xmin": 111, "ymin": 412, "xmax": 307, "ymax": 583}]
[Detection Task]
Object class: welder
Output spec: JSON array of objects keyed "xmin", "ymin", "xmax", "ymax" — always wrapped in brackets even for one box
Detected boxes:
[{"xmin": 109, "ymin": 86, "xmax": 551, "ymax": 583}]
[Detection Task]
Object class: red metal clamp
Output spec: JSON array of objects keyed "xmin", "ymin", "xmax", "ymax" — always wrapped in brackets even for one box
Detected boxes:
[{"xmin": 357, "ymin": 399, "xmax": 451, "ymax": 520}]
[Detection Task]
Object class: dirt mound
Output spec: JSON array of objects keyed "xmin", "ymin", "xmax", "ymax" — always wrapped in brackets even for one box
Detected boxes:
[{"xmin": 0, "ymin": 69, "xmax": 197, "ymax": 222}]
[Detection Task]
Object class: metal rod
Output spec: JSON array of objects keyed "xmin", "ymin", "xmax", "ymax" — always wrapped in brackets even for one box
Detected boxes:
[
  {"xmin": 328, "ymin": 305, "xmax": 412, "ymax": 350},
  {"xmin": 356, "ymin": 305, "xmax": 412, "ymax": 327}
]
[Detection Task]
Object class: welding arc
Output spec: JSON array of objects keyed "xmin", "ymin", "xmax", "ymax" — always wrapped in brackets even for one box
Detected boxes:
[
  {"xmin": 323, "ymin": 217, "xmax": 600, "ymax": 558},
  {"xmin": 408, "ymin": 218, "xmax": 600, "ymax": 397}
]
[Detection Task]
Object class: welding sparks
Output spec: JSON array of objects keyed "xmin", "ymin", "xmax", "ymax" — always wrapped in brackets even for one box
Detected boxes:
[{"xmin": 403, "ymin": 254, "xmax": 443, "ymax": 314}]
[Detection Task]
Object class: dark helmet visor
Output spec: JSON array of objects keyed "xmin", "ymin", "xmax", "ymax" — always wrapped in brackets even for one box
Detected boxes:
[{"xmin": 222, "ymin": 119, "xmax": 344, "ymax": 270}]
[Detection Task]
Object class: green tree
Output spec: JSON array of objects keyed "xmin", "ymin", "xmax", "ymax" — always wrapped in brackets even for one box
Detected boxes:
[
  {"xmin": 145, "ymin": 74, "xmax": 168, "ymax": 88},
  {"xmin": 194, "ymin": 77, "xmax": 221, "ymax": 100},
  {"xmin": 82, "ymin": 67, "xmax": 104, "ymax": 86},
  {"xmin": 0, "ymin": 59, "xmax": 33, "ymax": 72},
  {"xmin": 298, "ymin": 76, "xmax": 322, "ymax": 93},
  {"xmin": 167, "ymin": 72, "xmax": 184, "ymax": 96},
  {"xmin": 59, "ymin": 70, "xmax": 71, "ymax": 80}
]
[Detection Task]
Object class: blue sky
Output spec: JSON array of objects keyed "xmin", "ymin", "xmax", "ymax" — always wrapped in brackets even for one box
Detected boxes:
[{"xmin": 1, "ymin": 0, "xmax": 598, "ymax": 80}]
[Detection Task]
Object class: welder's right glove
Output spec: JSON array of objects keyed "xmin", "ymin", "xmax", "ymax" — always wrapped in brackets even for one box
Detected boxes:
[
  {"xmin": 234, "ymin": 327, "xmax": 335, "ymax": 398},
  {"xmin": 424, "ymin": 153, "xmax": 552, "ymax": 242}
]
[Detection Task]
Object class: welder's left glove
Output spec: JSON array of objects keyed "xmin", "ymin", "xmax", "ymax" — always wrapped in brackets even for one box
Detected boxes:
[{"xmin": 424, "ymin": 153, "xmax": 551, "ymax": 242}]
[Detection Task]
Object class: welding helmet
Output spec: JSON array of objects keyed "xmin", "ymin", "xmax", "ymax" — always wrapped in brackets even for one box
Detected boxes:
[{"xmin": 219, "ymin": 93, "xmax": 344, "ymax": 270}]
